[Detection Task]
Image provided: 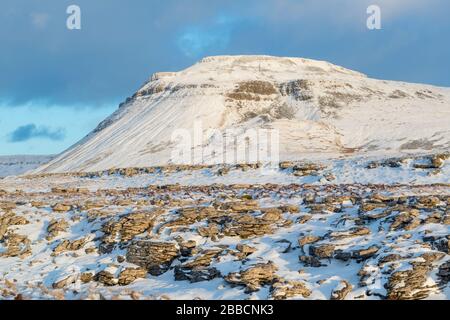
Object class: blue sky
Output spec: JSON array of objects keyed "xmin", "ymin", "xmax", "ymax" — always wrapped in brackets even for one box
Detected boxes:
[{"xmin": 1, "ymin": 0, "xmax": 449, "ymax": 155}]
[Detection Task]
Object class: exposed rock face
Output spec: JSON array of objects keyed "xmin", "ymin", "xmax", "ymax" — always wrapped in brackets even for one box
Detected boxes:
[
  {"xmin": 270, "ymin": 279, "xmax": 311, "ymax": 299},
  {"xmin": 53, "ymin": 237, "xmax": 89, "ymax": 254},
  {"xmin": 80, "ymin": 272, "xmax": 94, "ymax": 283},
  {"xmin": 176, "ymin": 238, "xmax": 198, "ymax": 257},
  {"xmin": 118, "ymin": 267, "xmax": 147, "ymax": 286},
  {"xmin": 174, "ymin": 266, "xmax": 221, "ymax": 283},
  {"xmin": 330, "ymin": 281, "xmax": 353, "ymax": 300},
  {"xmin": 329, "ymin": 227, "xmax": 370, "ymax": 240},
  {"xmin": 438, "ymin": 261, "xmax": 450, "ymax": 284},
  {"xmin": 309, "ymin": 244, "xmax": 335, "ymax": 259},
  {"xmin": 279, "ymin": 162, "xmax": 325, "ymax": 177},
  {"xmin": 431, "ymin": 153, "xmax": 449, "ymax": 168},
  {"xmin": 390, "ymin": 210, "xmax": 421, "ymax": 231},
  {"xmin": 352, "ymin": 246, "xmax": 380, "ymax": 261},
  {"xmin": 0, "ymin": 212, "xmax": 29, "ymax": 241},
  {"xmin": 0, "ymin": 232, "xmax": 31, "ymax": 258},
  {"xmin": 174, "ymin": 248, "xmax": 224, "ymax": 283},
  {"xmin": 197, "ymin": 223, "xmax": 220, "ymax": 239},
  {"xmin": 95, "ymin": 270, "xmax": 118, "ymax": 286},
  {"xmin": 297, "ymin": 215, "xmax": 312, "ymax": 224},
  {"xmin": 1, "ymin": 172, "xmax": 449, "ymax": 300},
  {"xmin": 220, "ymin": 200, "xmax": 260, "ymax": 213},
  {"xmin": 378, "ymin": 254, "xmax": 403, "ymax": 266},
  {"xmin": 225, "ymin": 262, "xmax": 278, "ymax": 293},
  {"xmin": 423, "ymin": 236, "xmax": 450, "ymax": 254},
  {"xmin": 101, "ymin": 210, "xmax": 160, "ymax": 251},
  {"xmin": 235, "ymin": 244, "xmax": 257, "ymax": 259},
  {"xmin": 182, "ymin": 249, "xmax": 224, "ymax": 269},
  {"xmin": 222, "ymin": 207, "xmax": 286, "ymax": 239},
  {"xmin": 93, "ymin": 266, "xmax": 147, "ymax": 286},
  {"xmin": 298, "ymin": 235, "xmax": 320, "ymax": 247},
  {"xmin": 52, "ymin": 203, "xmax": 72, "ymax": 212},
  {"xmin": 52, "ymin": 275, "xmax": 78, "ymax": 289},
  {"xmin": 385, "ymin": 253, "xmax": 444, "ymax": 300},
  {"xmin": 299, "ymin": 255, "xmax": 324, "ymax": 267},
  {"xmin": 386, "ymin": 265, "xmax": 431, "ymax": 300},
  {"xmin": 227, "ymin": 80, "xmax": 277, "ymax": 101},
  {"xmin": 46, "ymin": 219, "xmax": 69, "ymax": 240},
  {"xmin": 126, "ymin": 240, "xmax": 179, "ymax": 276}
]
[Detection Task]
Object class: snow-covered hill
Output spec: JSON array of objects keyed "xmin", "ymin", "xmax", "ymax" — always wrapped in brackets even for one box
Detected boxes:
[
  {"xmin": 35, "ymin": 55, "xmax": 450, "ymax": 173},
  {"xmin": 0, "ymin": 155, "xmax": 53, "ymax": 178},
  {"xmin": 1, "ymin": 52, "xmax": 449, "ymax": 300}
]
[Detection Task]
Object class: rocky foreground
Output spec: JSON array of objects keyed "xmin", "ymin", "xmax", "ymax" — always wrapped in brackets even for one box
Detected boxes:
[{"xmin": 0, "ymin": 157, "xmax": 449, "ymax": 300}]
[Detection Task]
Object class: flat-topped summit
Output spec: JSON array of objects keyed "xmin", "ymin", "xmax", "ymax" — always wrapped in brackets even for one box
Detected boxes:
[
  {"xmin": 195, "ymin": 55, "xmax": 366, "ymax": 76},
  {"xmin": 141, "ymin": 55, "xmax": 366, "ymax": 91}
]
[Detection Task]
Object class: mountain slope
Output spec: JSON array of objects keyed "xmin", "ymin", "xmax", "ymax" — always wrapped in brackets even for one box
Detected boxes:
[{"xmin": 35, "ymin": 55, "xmax": 450, "ymax": 173}]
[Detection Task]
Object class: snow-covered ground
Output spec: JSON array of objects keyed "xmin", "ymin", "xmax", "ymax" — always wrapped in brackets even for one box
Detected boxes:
[
  {"xmin": 0, "ymin": 155, "xmax": 449, "ymax": 300},
  {"xmin": 2, "ymin": 154, "xmax": 448, "ymax": 193},
  {"xmin": 0, "ymin": 155, "xmax": 53, "ymax": 178},
  {"xmin": 0, "ymin": 56, "xmax": 449, "ymax": 300}
]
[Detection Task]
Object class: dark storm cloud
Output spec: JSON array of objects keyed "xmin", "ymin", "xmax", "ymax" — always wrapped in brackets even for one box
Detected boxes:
[
  {"xmin": 0, "ymin": 0, "xmax": 219, "ymax": 107},
  {"xmin": 8, "ymin": 124, "xmax": 65, "ymax": 142},
  {"xmin": 0, "ymin": 0, "xmax": 449, "ymax": 108}
]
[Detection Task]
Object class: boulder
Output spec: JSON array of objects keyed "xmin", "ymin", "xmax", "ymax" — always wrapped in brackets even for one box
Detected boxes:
[
  {"xmin": 0, "ymin": 232, "xmax": 31, "ymax": 258},
  {"xmin": 53, "ymin": 237, "xmax": 89, "ymax": 254},
  {"xmin": 225, "ymin": 262, "xmax": 278, "ymax": 293},
  {"xmin": 309, "ymin": 244, "xmax": 335, "ymax": 259},
  {"xmin": 298, "ymin": 235, "xmax": 321, "ymax": 247},
  {"xmin": 270, "ymin": 279, "xmax": 311, "ymax": 299},
  {"xmin": 330, "ymin": 281, "xmax": 353, "ymax": 300},
  {"xmin": 46, "ymin": 219, "xmax": 69, "ymax": 240},
  {"xmin": 118, "ymin": 267, "xmax": 147, "ymax": 285},
  {"xmin": 299, "ymin": 255, "xmax": 324, "ymax": 267},
  {"xmin": 174, "ymin": 266, "xmax": 221, "ymax": 283},
  {"xmin": 52, "ymin": 203, "xmax": 72, "ymax": 212},
  {"xmin": 126, "ymin": 240, "xmax": 179, "ymax": 276}
]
